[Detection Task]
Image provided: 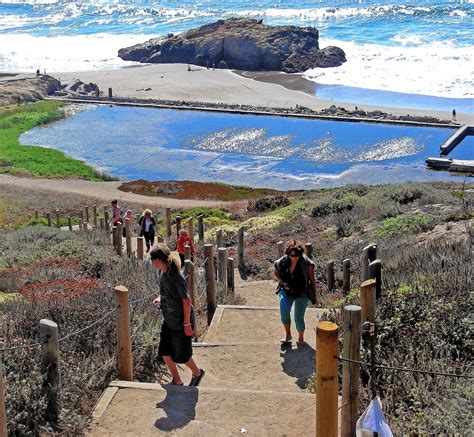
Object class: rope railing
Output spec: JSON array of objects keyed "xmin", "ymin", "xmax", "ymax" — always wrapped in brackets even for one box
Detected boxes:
[{"xmin": 335, "ymin": 355, "xmax": 473, "ymax": 379}]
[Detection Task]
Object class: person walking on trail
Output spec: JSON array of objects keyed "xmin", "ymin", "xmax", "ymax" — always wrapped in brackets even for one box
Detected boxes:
[
  {"xmin": 111, "ymin": 199, "xmax": 123, "ymax": 227},
  {"xmin": 274, "ymin": 240, "xmax": 317, "ymax": 344},
  {"xmin": 151, "ymin": 244, "xmax": 205, "ymax": 386},
  {"xmin": 176, "ymin": 229, "xmax": 195, "ymax": 267},
  {"xmin": 452, "ymin": 109, "xmax": 456, "ymax": 121},
  {"xmin": 122, "ymin": 210, "xmax": 133, "ymax": 237},
  {"xmin": 138, "ymin": 209, "xmax": 156, "ymax": 253}
]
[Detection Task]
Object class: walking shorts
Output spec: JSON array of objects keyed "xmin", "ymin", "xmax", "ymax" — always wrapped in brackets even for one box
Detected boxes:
[{"xmin": 158, "ymin": 322, "xmax": 192, "ymax": 364}]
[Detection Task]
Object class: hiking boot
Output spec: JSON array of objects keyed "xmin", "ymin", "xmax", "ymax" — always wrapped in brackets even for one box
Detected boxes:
[{"xmin": 189, "ymin": 369, "xmax": 205, "ymax": 387}]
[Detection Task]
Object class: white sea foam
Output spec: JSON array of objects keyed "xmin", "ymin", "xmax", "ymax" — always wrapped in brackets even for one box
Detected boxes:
[
  {"xmin": 0, "ymin": 33, "xmax": 153, "ymax": 72},
  {"xmin": 304, "ymin": 38, "xmax": 474, "ymax": 98}
]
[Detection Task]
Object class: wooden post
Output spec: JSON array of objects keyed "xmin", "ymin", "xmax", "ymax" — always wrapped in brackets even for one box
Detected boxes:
[
  {"xmin": 304, "ymin": 242, "xmax": 313, "ymax": 258},
  {"xmin": 92, "ymin": 204, "xmax": 97, "ymax": 228},
  {"xmin": 55, "ymin": 209, "xmax": 60, "ymax": 228},
  {"xmin": 326, "ymin": 260, "xmax": 335, "ymax": 291},
  {"xmin": 203, "ymin": 244, "xmax": 217, "ymax": 324},
  {"xmin": 184, "ymin": 244, "xmax": 191, "ymax": 261},
  {"xmin": 113, "ymin": 286, "xmax": 133, "ymax": 381},
  {"xmin": 316, "ymin": 321, "xmax": 339, "ymax": 437},
  {"xmin": 112, "ymin": 226, "xmax": 118, "ymax": 250},
  {"xmin": 341, "ymin": 306, "xmax": 361, "ymax": 437},
  {"xmin": 79, "ymin": 209, "xmax": 84, "ymax": 223},
  {"xmin": 157, "ymin": 235, "xmax": 165, "ymax": 244},
  {"xmin": 343, "ymin": 259, "xmax": 351, "ymax": 295},
  {"xmin": 35, "ymin": 209, "xmax": 39, "ymax": 219},
  {"xmin": 237, "ymin": 227, "xmax": 244, "ymax": 268},
  {"xmin": 67, "ymin": 216, "xmax": 72, "ymax": 231},
  {"xmin": 360, "ymin": 279, "xmax": 376, "ymax": 326},
  {"xmin": 79, "ymin": 218, "xmax": 83, "ymax": 232},
  {"xmin": 104, "ymin": 210, "xmax": 110, "ymax": 231},
  {"xmin": 187, "ymin": 217, "xmax": 194, "ymax": 242},
  {"xmin": 216, "ymin": 228, "xmax": 223, "ymax": 249},
  {"xmin": 184, "ymin": 260, "xmax": 196, "ymax": 308},
  {"xmin": 369, "ymin": 259, "xmax": 382, "ymax": 300},
  {"xmin": 0, "ymin": 358, "xmax": 7, "ymax": 437},
  {"xmin": 217, "ymin": 247, "xmax": 227, "ymax": 288},
  {"xmin": 166, "ymin": 208, "xmax": 171, "ymax": 238},
  {"xmin": 176, "ymin": 215, "xmax": 182, "ymax": 237},
  {"xmin": 85, "ymin": 206, "xmax": 89, "ymax": 224},
  {"xmin": 137, "ymin": 237, "xmax": 144, "ymax": 260},
  {"xmin": 108, "ymin": 87, "xmax": 113, "ymax": 98},
  {"xmin": 277, "ymin": 240, "xmax": 284, "ymax": 258},
  {"xmin": 46, "ymin": 212, "xmax": 51, "ymax": 227},
  {"xmin": 28, "ymin": 213, "xmax": 32, "ymax": 221},
  {"xmin": 99, "ymin": 217, "xmax": 105, "ymax": 230},
  {"xmin": 362, "ymin": 243, "xmax": 377, "ymax": 281},
  {"xmin": 135, "ymin": 213, "xmax": 140, "ymax": 223},
  {"xmin": 197, "ymin": 215, "xmax": 204, "ymax": 242},
  {"xmin": 116, "ymin": 222, "xmax": 123, "ymax": 256},
  {"xmin": 227, "ymin": 257, "xmax": 235, "ymax": 293},
  {"xmin": 39, "ymin": 319, "xmax": 60, "ymax": 424},
  {"xmin": 124, "ymin": 218, "xmax": 132, "ymax": 257}
]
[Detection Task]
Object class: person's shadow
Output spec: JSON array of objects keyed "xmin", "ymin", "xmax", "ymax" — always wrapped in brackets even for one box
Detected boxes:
[
  {"xmin": 280, "ymin": 342, "xmax": 316, "ymax": 389},
  {"xmin": 155, "ymin": 385, "xmax": 198, "ymax": 431}
]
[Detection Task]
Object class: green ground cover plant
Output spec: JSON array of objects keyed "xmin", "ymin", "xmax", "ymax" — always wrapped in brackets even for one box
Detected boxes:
[{"xmin": 0, "ymin": 102, "xmax": 113, "ymax": 180}]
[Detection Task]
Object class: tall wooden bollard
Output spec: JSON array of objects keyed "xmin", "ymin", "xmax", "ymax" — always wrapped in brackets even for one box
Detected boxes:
[
  {"xmin": 184, "ymin": 260, "xmax": 196, "ymax": 308},
  {"xmin": 116, "ymin": 222, "xmax": 123, "ymax": 256},
  {"xmin": 99, "ymin": 217, "xmax": 105, "ymax": 230},
  {"xmin": 67, "ymin": 216, "xmax": 72, "ymax": 231},
  {"xmin": 112, "ymin": 226, "xmax": 118, "ymax": 250},
  {"xmin": 35, "ymin": 210, "xmax": 39, "ymax": 219},
  {"xmin": 316, "ymin": 321, "xmax": 339, "ymax": 437},
  {"xmin": 197, "ymin": 215, "xmax": 204, "ymax": 242},
  {"xmin": 203, "ymin": 244, "xmax": 217, "ymax": 324},
  {"xmin": 79, "ymin": 209, "xmax": 84, "ymax": 223},
  {"xmin": 216, "ymin": 228, "xmax": 223, "ymax": 249},
  {"xmin": 341, "ymin": 306, "xmax": 361, "ymax": 437},
  {"xmin": 46, "ymin": 212, "xmax": 51, "ymax": 227},
  {"xmin": 108, "ymin": 87, "xmax": 113, "ymax": 98},
  {"xmin": 326, "ymin": 260, "xmax": 335, "ymax": 291},
  {"xmin": 125, "ymin": 218, "xmax": 132, "ymax": 257},
  {"xmin": 28, "ymin": 213, "xmax": 32, "ymax": 221},
  {"xmin": 343, "ymin": 259, "xmax": 351, "ymax": 295},
  {"xmin": 85, "ymin": 206, "xmax": 89, "ymax": 224},
  {"xmin": 217, "ymin": 247, "xmax": 228, "ymax": 288},
  {"xmin": 227, "ymin": 257, "xmax": 235, "ymax": 293},
  {"xmin": 277, "ymin": 240, "xmax": 284, "ymax": 258},
  {"xmin": 176, "ymin": 215, "xmax": 182, "ymax": 237},
  {"xmin": 79, "ymin": 218, "xmax": 84, "ymax": 232},
  {"xmin": 304, "ymin": 243, "xmax": 313, "ymax": 258},
  {"xmin": 166, "ymin": 208, "xmax": 172, "ymax": 238},
  {"xmin": 113, "ymin": 286, "xmax": 133, "ymax": 381},
  {"xmin": 92, "ymin": 204, "xmax": 97, "ymax": 228},
  {"xmin": 237, "ymin": 227, "xmax": 244, "ymax": 268},
  {"xmin": 184, "ymin": 244, "xmax": 191, "ymax": 261},
  {"xmin": 39, "ymin": 319, "xmax": 60, "ymax": 424},
  {"xmin": 369, "ymin": 259, "xmax": 382, "ymax": 300},
  {"xmin": 55, "ymin": 209, "xmax": 60, "ymax": 228},
  {"xmin": 157, "ymin": 235, "xmax": 165, "ymax": 244},
  {"xmin": 360, "ymin": 279, "xmax": 376, "ymax": 325},
  {"xmin": 0, "ymin": 358, "xmax": 8, "ymax": 437},
  {"xmin": 104, "ymin": 210, "xmax": 110, "ymax": 230},
  {"xmin": 187, "ymin": 217, "xmax": 194, "ymax": 242},
  {"xmin": 137, "ymin": 237, "xmax": 144, "ymax": 260},
  {"xmin": 362, "ymin": 243, "xmax": 377, "ymax": 281}
]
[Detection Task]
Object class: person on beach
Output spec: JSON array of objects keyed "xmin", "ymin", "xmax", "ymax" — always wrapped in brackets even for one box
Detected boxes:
[
  {"xmin": 151, "ymin": 244, "xmax": 205, "ymax": 386},
  {"xmin": 274, "ymin": 240, "xmax": 317, "ymax": 344},
  {"xmin": 176, "ymin": 229, "xmax": 195, "ymax": 267},
  {"xmin": 122, "ymin": 210, "xmax": 133, "ymax": 237},
  {"xmin": 138, "ymin": 209, "xmax": 156, "ymax": 252},
  {"xmin": 452, "ymin": 109, "xmax": 456, "ymax": 121},
  {"xmin": 111, "ymin": 199, "xmax": 123, "ymax": 227}
]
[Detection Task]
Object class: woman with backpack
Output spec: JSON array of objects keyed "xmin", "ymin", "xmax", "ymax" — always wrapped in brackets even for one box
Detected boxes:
[{"xmin": 274, "ymin": 240, "xmax": 317, "ymax": 344}]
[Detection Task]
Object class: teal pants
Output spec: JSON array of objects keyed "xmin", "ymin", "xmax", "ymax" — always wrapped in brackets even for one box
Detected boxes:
[{"xmin": 278, "ymin": 288, "xmax": 309, "ymax": 332}]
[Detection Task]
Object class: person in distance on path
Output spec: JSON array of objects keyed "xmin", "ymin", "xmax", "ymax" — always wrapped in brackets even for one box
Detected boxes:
[
  {"xmin": 151, "ymin": 244, "xmax": 205, "ymax": 386},
  {"xmin": 138, "ymin": 209, "xmax": 156, "ymax": 252},
  {"xmin": 274, "ymin": 240, "xmax": 317, "ymax": 344}
]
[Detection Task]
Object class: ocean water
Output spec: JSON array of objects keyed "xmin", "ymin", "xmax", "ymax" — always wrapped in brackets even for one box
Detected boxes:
[
  {"xmin": 0, "ymin": 0, "xmax": 473, "ymax": 109},
  {"xmin": 19, "ymin": 105, "xmax": 467, "ymax": 190}
]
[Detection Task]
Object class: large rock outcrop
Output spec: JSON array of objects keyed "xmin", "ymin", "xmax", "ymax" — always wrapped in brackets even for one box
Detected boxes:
[{"xmin": 118, "ymin": 18, "xmax": 346, "ymax": 72}]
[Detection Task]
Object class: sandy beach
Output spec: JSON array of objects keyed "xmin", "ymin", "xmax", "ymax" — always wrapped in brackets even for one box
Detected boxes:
[{"xmin": 45, "ymin": 64, "xmax": 473, "ymax": 125}]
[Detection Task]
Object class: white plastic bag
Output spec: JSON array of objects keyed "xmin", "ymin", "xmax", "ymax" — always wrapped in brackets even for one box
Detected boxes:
[{"xmin": 356, "ymin": 396, "xmax": 393, "ymax": 437}]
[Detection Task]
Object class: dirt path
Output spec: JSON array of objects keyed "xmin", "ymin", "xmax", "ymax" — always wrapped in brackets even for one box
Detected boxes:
[{"xmin": 0, "ymin": 174, "xmax": 246, "ymax": 209}]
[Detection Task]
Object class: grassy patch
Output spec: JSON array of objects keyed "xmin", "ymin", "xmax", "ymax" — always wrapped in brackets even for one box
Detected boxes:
[
  {"xmin": 374, "ymin": 213, "xmax": 438, "ymax": 238},
  {"xmin": 0, "ymin": 101, "xmax": 113, "ymax": 180},
  {"xmin": 0, "ymin": 291, "xmax": 20, "ymax": 302}
]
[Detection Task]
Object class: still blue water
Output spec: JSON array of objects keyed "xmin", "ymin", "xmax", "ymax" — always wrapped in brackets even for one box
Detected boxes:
[
  {"xmin": 19, "ymin": 105, "xmax": 469, "ymax": 190},
  {"xmin": 0, "ymin": 1, "xmax": 472, "ymax": 107}
]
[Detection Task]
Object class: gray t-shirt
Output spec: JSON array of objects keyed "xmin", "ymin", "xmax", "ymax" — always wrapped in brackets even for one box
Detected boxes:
[{"xmin": 159, "ymin": 267, "xmax": 190, "ymax": 330}]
